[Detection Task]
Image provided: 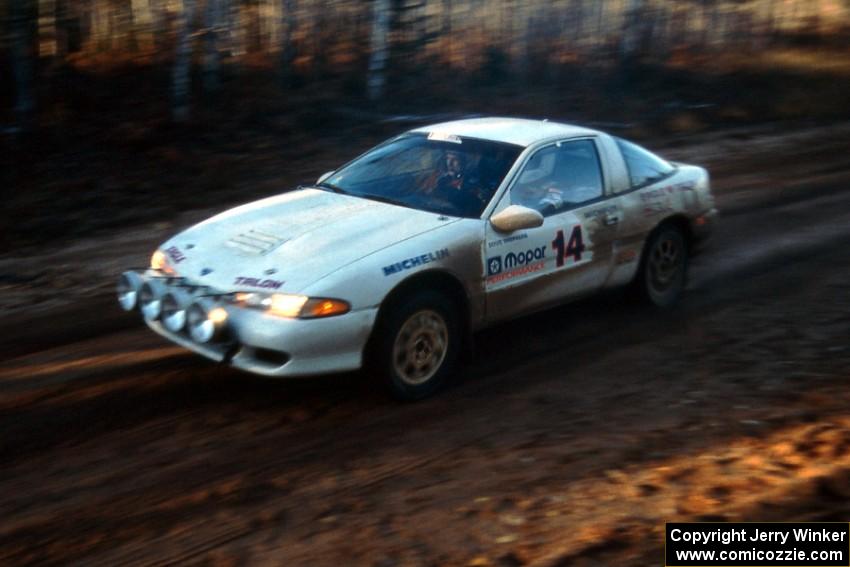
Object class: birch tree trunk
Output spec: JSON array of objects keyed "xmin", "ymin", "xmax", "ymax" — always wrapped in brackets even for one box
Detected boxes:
[
  {"xmin": 441, "ymin": 0, "xmax": 452, "ymax": 64},
  {"xmin": 515, "ymin": 0, "xmax": 532, "ymax": 79},
  {"xmin": 172, "ymin": 0, "xmax": 196, "ymax": 122},
  {"xmin": 620, "ymin": 0, "xmax": 644, "ymax": 61},
  {"xmin": 11, "ymin": 0, "xmax": 35, "ymax": 131},
  {"xmin": 130, "ymin": 0, "xmax": 154, "ymax": 52},
  {"xmin": 367, "ymin": 0, "xmax": 390, "ymax": 101},
  {"xmin": 54, "ymin": 0, "xmax": 68, "ymax": 60},
  {"xmin": 279, "ymin": 0, "xmax": 297, "ymax": 86},
  {"xmin": 594, "ymin": 0, "xmax": 605, "ymax": 45},
  {"xmin": 38, "ymin": 0, "xmax": 57, "ymax": 57},
  {"xmin": 203, "ymin": 0, "xmax": 222, "ymax": 93}
]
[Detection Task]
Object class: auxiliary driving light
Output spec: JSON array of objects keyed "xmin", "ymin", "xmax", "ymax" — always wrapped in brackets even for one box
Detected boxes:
[
  {"xmin": 160, "ymin": 292, "xmax": 187, "ymax": 332},
  {"xmin": 187, "ymin": 302, "xmax": 228, "ymax": 343},
  {"xmin": 117, "ymin": 271, "xmax": 144, "ymax": 311},
  {"xmin": 139, "ymin": 282, "xmax": 163, "ymax": 321}
]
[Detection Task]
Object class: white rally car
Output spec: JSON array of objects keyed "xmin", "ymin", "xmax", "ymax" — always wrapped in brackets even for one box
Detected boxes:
[{"xmin": 118, "ymin": 118, "xmax": 716, "ymax": 399}]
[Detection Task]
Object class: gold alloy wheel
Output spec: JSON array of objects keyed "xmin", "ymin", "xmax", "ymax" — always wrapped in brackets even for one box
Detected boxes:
[
  {"xmin": 392, "ymin": 309, "xmax": 449, "ymax": 386},
  {"xmin": 648, "ymin": 232, "xmax": 682, "ymax": 294}
]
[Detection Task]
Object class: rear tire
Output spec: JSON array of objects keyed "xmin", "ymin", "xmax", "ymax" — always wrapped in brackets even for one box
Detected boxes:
[
  {"xmin": 371, "ymin": 290, "xmax": 460, "ymax": 401},
  {"xmin": 637, "ymin": 224, "xmax": 688, "ymax": 308}
]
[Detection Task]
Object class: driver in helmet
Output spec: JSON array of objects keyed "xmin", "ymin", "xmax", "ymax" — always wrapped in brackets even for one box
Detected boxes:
[
  {"xmin": 428, "ymin": 148, "xmax": 484, "ymax": 216},
  {"xmin": 437, "ymin": 149, "xmax": 466, "ymax": 190}
]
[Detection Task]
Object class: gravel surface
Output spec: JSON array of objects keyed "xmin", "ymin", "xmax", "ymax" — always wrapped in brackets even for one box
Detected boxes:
[{"xmin": 2, "ymin": 123, "xmax": 850, "ymax": 566}]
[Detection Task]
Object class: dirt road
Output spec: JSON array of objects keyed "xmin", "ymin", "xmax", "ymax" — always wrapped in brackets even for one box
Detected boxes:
[{"xmin": 2, "ymin": 128, "xmax": 850, "ymax": 566}]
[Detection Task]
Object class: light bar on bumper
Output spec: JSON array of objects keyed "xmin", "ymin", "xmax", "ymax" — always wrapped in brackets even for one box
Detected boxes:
[
  {"xmin": 117, "ymin": 271, "xmax": 144, "ymax": 311},
  {"xmin": 229, "ymin": 292, "xmax": 350, "ymax": 319},
  {"xmin": 161, "ymin": 290, "xmax": 190, "ymax": 332},
  {"xmin": 139, "ymin": 280, "xmax": 167, "ymax": 321}
]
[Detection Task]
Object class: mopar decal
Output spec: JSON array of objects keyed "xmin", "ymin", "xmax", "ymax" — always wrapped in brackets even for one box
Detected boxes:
[
  {"xmin": 165, "ymin": 246, "xmax": 186, "ymax": 264},
  {"xmin": 382, "ymin": 249, "xmax": 450, "ymax": 276},
  {"xmin": 233, "ymin": 276, "xmax": 284, "ymax": 289},
  {"xmin": 487, "ymin": 246, "xmax": 546, "ymax": 276},
  {"xmin": 488, "ymin": 257, "xmax": 503, "ymax": 275},
  {"xmin": 487, "ymin": 261, "xmax": 545, "ymax": 284}
]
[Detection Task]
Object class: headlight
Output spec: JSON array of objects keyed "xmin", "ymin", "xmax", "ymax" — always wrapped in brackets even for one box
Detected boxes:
[
  {"xmin": 150, "ymin": 250, "xmax": 175, "ymax": 275},
  {"xmin": 268, "ymin": 294, "xmax": 309, "ymax": 317},
  {"xmin": 231, "ymin": 292, "xmax": 350, "ymax": 319}
]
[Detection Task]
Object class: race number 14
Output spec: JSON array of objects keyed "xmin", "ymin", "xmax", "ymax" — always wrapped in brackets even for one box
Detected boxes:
[{"xmin": 552, "ymin": 225, "xmax": 585, "ymax": 267}]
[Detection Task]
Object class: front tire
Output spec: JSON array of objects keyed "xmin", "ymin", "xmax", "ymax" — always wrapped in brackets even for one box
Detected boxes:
[
  {"xmin": 371, "ymin": 291, "xmax": 460, "ymax": 401},
  {"xmin": 637, "ymin": 224, "xmax": 688, "ymax": 308}
]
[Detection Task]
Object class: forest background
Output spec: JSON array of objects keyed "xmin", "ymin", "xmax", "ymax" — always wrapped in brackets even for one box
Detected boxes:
[{"xmin": 1, "ymin": 0, "xmax": 849, "ymax": 253}]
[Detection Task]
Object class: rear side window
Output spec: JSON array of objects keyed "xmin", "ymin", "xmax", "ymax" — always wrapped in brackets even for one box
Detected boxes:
[{"xmin": 615, "ymin": 138, "xmax": 675, "ymax": 188}]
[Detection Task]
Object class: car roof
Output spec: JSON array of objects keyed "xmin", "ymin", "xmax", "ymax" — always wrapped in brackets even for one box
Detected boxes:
[{"xmin": 410, "ymin": 117, "xmax": 601, "ymax": 147}]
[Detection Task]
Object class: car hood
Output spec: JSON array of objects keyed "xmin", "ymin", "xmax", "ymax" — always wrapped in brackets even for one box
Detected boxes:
[{"xmin": 163, "ymin": 189, "xmax": 459, "ymax": 292}]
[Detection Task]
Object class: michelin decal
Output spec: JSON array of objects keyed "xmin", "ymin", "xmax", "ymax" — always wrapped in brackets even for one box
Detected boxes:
[{"xmin": 383, "ymin": 249, "xmax": 451, "ymax": 276}]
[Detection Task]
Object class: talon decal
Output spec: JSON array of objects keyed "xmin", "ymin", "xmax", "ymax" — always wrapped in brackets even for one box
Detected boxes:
[{"xmin": 233, "ymin": 276, "xmax": 284, "ymax": 289}]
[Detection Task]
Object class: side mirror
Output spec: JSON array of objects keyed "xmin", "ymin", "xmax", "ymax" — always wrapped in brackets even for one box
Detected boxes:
[
  {"xmin": 317, "ymin": 171, "xmax": 334, "ymax": 184},
  {"xmin": 490, "ymin": 205, "xmax": 544, "ymax": 233}
]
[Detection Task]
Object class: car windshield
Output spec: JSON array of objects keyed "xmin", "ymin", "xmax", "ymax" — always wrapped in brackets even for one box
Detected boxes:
[{"xmin": 323, "ymin": 133, "xmax": 523, "ymax": 218}]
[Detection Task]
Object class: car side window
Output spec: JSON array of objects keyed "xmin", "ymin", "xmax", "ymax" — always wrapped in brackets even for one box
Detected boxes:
[
  {"xmin": 510, "ymin": 139, "xmax": 604, "ymax": 216},
  {"xmin": 615, "ymin": 137, "xmax": 675, "ymax": 188}
]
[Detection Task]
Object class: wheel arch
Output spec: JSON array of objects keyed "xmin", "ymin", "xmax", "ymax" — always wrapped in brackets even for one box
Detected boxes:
[
  {"xmin": 365, "ymin": 269, "xmax": 472, "ymax": 357},
  {"xmin": 631, "ymin": 214, "xmax": 691, "ymax": 307},
  {"xmin": 652, "ymin": 214, "xmax": 694, "ymax": 253}
]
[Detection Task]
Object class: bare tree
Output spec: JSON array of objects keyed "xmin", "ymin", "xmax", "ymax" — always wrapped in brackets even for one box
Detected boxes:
[
  {"xmin": 515, "ymin": 0, "xmax": 533, "ymax": 78},
  {"xmin": 54, "ymin": 0, "xmax": 69, "ymax": 60},
  {"xmin": 130, "ymin": 0, "xmax": 155, "ymax": 52},
  {"xmin": 10, "ymin": 0, "xmax": 35, "ymax": 131},
  {"xmin": 441, "ymin": 0, "xmax": 452, "ymax": 63},
  {"xmin": 620, "ymin": 0, "xmax": 644, "ymax": 61},
  {"xmin": 279, "ymin": 0, "xmax": 297, "ymax": 85},
  {"xmin": 172, "ymin": 0, "xmax": 197, "ymax": 122},
  {"xmin": 203, "ymin": 0, "xmax": 223, "ymax": 93},
  {"xmin": 367, "ymin": 0, "xmax": 390, "ymax": 101},
  {"xmin": 38, "ymin": 0, "xmax": 57, "ymax": 57}
]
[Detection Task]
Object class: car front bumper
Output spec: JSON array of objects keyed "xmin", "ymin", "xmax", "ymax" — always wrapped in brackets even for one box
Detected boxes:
[
  {"xmin": 122, "ymin": 271, "xmax": 378, "ymax": 377},
  {"xmin": 691, "ymin": 207, "xmax": 718, "ymax": 255}
]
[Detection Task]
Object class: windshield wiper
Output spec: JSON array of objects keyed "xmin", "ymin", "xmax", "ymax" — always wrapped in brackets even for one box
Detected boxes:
[
  {"xmin": 359, "ymin": 193, "xmax": 407, "ymax": 208},
  {"xmin": 315, "ymin": 181, "xmax": 347, "ymax": 194}
]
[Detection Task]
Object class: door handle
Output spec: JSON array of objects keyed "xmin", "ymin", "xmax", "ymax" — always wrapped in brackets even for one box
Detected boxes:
[{"xmin": 603, "ymin": 214, "xmax": 620, "ymax": 226}]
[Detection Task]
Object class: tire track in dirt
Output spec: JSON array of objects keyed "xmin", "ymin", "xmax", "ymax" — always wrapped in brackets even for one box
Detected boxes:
[{"xmin": 3, "ymin": 161, "xmax": 850, "ymax": 564}]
